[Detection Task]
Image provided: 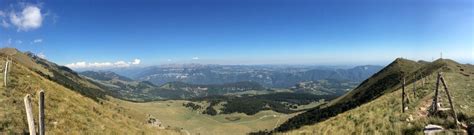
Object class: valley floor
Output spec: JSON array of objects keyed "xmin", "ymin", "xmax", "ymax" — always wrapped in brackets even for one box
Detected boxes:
[{"xmin": 116, "ymin": 99, "xmax": 300, "ymax": 135}]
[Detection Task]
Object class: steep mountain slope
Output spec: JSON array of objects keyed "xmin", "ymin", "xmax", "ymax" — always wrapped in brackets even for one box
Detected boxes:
[
  {"xmin": 271, "ymin": 58, "xmax": 473, "ymax": 133},
  {"xmin": 330, "ymin": 58, "xmax": 422, "ymax": 106},
  {"xmin": 0, "ymin": 48, "xmax": 180, "ymax": 134},
  {"xmin": 22, "ymin": 51, "xmax": 107, "ymax": 102},
  {"xmin": 281, "ymin": 59, "xmax": 474, "ymax": 134}
]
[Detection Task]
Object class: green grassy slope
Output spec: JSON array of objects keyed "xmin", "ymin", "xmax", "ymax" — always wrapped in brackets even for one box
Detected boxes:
[
  {"xmin": 283, "ymin": 60, "xmax": 473, "ymax": 134},
  {"xmin": 272, "ymin": 58, "xmax": 474, "ymax": 133},
  {"xmin": 0, "ymin": 48, "xmax": 180, "ymax": 134}
]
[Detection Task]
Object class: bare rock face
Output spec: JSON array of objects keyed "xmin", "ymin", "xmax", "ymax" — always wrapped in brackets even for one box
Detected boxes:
[{"xmin": 147, "ymin": 114, "xmax": 164, "ymax": 129}]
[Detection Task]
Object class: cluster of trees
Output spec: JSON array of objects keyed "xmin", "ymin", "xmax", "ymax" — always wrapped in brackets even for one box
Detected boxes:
[
  {"xmin": 190, "ymin": 93, "xmax": 337, "ymax": 115},
  {"xmin": 165, "ymin": 81, "xmax": 265, "ymax": 95},
  {"xmin": 202, "ymin": 100, "xmax": 220, "ymax": 115},
  {"xmin": 183, "ymin": 102, "xmax": 201, "ymax": 110},
  {"xmin": 222, "ymin": 93, "xmax": 336, "ymax": 115}
]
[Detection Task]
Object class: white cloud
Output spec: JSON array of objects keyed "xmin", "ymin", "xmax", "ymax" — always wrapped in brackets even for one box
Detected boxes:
[
  {"xmin": 16, "ymin": 40, "xmax": 23, "ymax": 44},
  {"xmin": 65, "ymin": 59, "xmax": 142, "ymax": 69},
  {"xmin": 114, "ymin": 61, "xmax": 129, "ymax": 67},
  {"xmin": 9, "ymin": 5, "xmax": 43, "ymax": 31},
  {"xmin": 66, "ymin": 61, "xmax": 87, "ymax": 68},
  {"xmin": 33, "ymin": 38, "xmax": 43, "ymax": 43},
  {"xmin": 132, "ymin": 59, "xmax": 141, "ymax": 65},
  {"xmin": 0, "ymin": 11, "xmax": 5, "ymax": 17},
  {"xmin": 89, "ymin": 62, "xmax": 112, "ymax": 67},
  {"xmin": 192, "ymin": 57, "xmax": 199, "ymax": 60},
  {"xmin": 167, "ymin": 59, "xmax": 172, "ymax": 62}
]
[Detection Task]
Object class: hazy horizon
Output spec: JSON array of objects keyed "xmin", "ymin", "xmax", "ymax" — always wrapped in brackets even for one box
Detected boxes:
[{"xmin": 1, "ymin": 0, "xmax": 473, "ymax": 69}]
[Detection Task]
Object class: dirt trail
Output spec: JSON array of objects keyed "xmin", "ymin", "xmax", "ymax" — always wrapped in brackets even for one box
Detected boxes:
[
  {"xmin": 417, "ymin": 101, "xmax": 431, "ymax": 117},
  {"xmin": 416, "ymin": 96, "xmax": 432, "ymax": 118}
]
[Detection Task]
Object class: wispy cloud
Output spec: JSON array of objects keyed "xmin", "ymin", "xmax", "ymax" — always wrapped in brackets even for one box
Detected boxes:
[
  {"xmin": 192, "ymin": 57, "xmax": 199, "ymax": 60},
  {"xmin": 32, "ymin": 38, "xmax": 43, "ymax": 43},
  {"xmin": 6, "ymin": 38, "xmax": 12, "ymax": 45},
  {"xmin": 65, "ymin": 59, "xmax": 142, "ymax": 69},
  {"xmin": 1, "ymin": 19, "xmax": 9, "ymax": 28}
]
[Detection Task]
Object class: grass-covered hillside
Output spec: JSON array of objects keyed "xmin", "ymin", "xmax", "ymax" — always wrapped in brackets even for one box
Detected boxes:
[
  {"xmin": 270, "ymin": 58, "xmax": 474, "ymax": 134},
  {"xmin": 0, "ymin": 48, "xmax": 180, "ymax": 134},
  {"xmin": 116, "ymin": 99, "xmax": 299, "ymax": 135}
]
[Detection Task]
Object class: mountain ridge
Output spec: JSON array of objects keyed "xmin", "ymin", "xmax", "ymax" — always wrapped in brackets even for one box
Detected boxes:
[
  {"xmin": 270, "ymin": 57, "xmax": 471, "ymax": 133},
  {"xmin": 113, "ymin": 64, "xmax": 383, "ymax": 88},
  {"xmin": 80, "ymin": 70, "xmax": 269, "ymax": 101}
]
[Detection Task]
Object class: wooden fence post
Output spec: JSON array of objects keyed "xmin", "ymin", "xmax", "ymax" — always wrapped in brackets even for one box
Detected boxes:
[
  {"xmin": 24, "ymin": 94, "xmax": 36, "ymax": 135},
  {"xmin": 413, "ymin": 75, "xmax": 417, "ymax": 98},
  {"xmin": 4, "ymin": 60, "xmax": 8, "ymax": 87},
  {"xmin": 402, "ymin": 77, "xmax": 406, "ymax": 113},
  {"xmin": 422, "ymin": 74, "xmax": 425, "ymax": 87},
  {"xmin": 439, "ymin": 76, "xmax": 459, "ymax": 129},
  {"xmin": 39, "ymin": 90, "xmax": 45, "ymax": 135},
  {"xmin": 433, "ymin": 72, "xmax": 441, "ymax": 112}
]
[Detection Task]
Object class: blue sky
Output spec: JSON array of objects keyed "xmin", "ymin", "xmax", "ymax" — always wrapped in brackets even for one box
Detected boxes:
[{"xmin": 0, "ymin": 0, "xmax": 473, "ymax": 69}]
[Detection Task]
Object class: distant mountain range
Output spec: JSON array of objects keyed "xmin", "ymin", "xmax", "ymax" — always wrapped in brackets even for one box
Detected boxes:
[
  {"xmin": 76, "ymin": 63, "xmax": 382, "ymax": 101},
  {"xmin": 79, "ymin": 70, "xmax": 269, "ymax": 101},
  {"xmin": 108, "ymin": 64, "xmax": 383, "ymax": 88}
]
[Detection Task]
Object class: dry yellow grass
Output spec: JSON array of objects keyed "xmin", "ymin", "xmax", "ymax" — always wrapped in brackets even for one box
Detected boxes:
[
  {"xmin": 117, "ymin": 99, "xmax": 298, "ymax": 135},
  {"xmin": 0, "ymin": 49, "xmax": 181, "ymax": 134}
]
